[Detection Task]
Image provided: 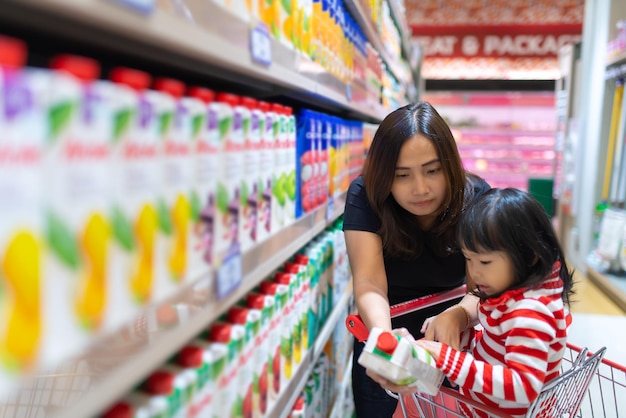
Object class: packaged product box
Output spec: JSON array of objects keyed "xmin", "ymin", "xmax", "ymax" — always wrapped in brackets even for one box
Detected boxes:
[
  {"xmin": 358, "ymin": 327, "xmax": 444, "ymax": 395},
  {"xmin": 240, "ymin": 97, "xmax": 259, "ymax": 253}
]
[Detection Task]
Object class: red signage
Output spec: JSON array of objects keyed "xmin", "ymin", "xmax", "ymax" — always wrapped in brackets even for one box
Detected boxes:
[{"xmin": 412, "ymin": 24, "xmax": 582, "ymax": 58}]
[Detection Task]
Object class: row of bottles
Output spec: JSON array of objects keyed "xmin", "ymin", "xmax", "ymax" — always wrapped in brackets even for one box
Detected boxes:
[{"xmin": 100, "ymin": 220, "xmax": 351, "ymax": 418}]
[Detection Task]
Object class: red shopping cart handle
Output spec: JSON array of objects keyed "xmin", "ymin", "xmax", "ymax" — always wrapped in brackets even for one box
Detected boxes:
[{"xmin": 346, "ymin": 285, "xmax": 467, "ymax": 342}]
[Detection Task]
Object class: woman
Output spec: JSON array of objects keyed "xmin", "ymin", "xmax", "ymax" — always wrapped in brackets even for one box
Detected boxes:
[{"xmin": 343, "ymin": 101, "xmax": 490, "ymax": 417}]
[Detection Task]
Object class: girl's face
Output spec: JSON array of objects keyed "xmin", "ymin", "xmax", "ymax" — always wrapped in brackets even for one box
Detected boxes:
[
  {"xmin": 462, "ymin": 248, "xmax": 515, "ymax": 296},
  {"xmin": 390, "ymin": 134, "xmax": 447, "ymax": 228}
]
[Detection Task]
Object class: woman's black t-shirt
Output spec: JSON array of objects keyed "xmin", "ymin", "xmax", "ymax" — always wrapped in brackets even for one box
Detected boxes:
[{"xmin": 342, "ymin": 175, "xmax": 491, "ymax": 338}]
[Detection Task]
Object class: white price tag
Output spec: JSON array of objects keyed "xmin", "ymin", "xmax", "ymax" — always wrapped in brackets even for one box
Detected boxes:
[
  {"xmin": 216, "ymin": 244, "xmax": 243, "ymax": 299},
  {"xmin": 107, "ymin": 0, "xmax": 155, "ymax": 14},
  {"xmin": 326, "ymin": 197, "xmax": 335, "ymax": 222},
  {"xmin": 250, "ymin": 22, "xmax": 272, "ymax": 67}
]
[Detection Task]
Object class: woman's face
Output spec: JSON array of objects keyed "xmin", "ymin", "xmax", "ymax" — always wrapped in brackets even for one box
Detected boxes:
[{"xmin": 390, "ymin": 134, "xmax": 447, "ymax": 228}]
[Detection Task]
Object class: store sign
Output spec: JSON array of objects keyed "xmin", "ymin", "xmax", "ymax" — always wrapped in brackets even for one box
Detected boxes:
[{"xmin": 412, "ymin": 25, "xmax": 582, "ymax": 58}]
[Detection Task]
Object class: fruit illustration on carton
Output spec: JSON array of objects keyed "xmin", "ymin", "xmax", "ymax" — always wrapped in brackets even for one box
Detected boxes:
[
  {"xmin": 131, "ymin": 203, "xmax": 158, "ymax": 303},
  {"xmin": 1, "ymin": 231, "xmax": 41, "ymax": 370},
  {"xmin": 358, "ymin": 327, "xmax": 444, "ymax": 395},
  {"xmin": 168, "ymin": 193, "xmax": 192, "ymax": 281}
]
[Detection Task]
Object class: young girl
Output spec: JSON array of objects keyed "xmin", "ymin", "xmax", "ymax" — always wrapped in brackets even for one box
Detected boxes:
[{"xmin": 417, "ymin": 187, "xmax": 574, "ymax": 418}]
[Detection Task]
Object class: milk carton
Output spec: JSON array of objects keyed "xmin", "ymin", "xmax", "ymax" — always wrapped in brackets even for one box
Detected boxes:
[{"xmin": 358, "ymin": 327, "xmax": 444, "ymax": 395}]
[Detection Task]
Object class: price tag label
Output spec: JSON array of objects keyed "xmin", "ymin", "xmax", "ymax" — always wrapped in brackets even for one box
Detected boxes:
[
  {"xmin": 107, "ymin": 0, "xmax": 155, "ymax": 14},
  {"xmin": 326, "ymin": 197, "xmax": 335, "ymax": 222},
  {"xmin": 346, "ymin": 83, "xmax": 352, "ymax": 102},
  {"xmin": 250, "ymin": 22, "xmax": 272, "ymax": 67},
  {"xmin": 216, "ymin": 244, "xmax": 243, "ymax": 300}
]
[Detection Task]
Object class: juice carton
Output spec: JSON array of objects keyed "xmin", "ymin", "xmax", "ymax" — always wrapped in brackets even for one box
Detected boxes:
[
  {"xmin": 156, "ymin": 79, "xmax": 202, "ymax": 289},
  {"xmin": 44, "ymin": 54, "xmax": 114, "ymax": 363},
  {"xmin": 207, "ymin": 322, "xmax": 243, "ymax": 418},
  {"xmin": 101, "ymin": 393, "xmax": 152, "ymax": 418},
  {"xmin": 188, "ymin": 86, "xmax": 219, "ymax": 270},
  {"xmin": 228, "ymin": 305, "xmax": 260, "ymax": 418},
  {"xmin": 269, "ymin": 103, "xmax": 284, "ymax": 234},
  {"xmin": 245, "ymin": 293, "xmax": 272, "ymax": 414},
  {"xmin": 179, "ymin": 87, "xmax": 212, "ymax": 282},
  {"xmin": 284, "ymin": 106, "xmax": 297, "ymax": 224},
  {"xmin": 214, "ymin": 93, "xmax": 243, "ymax": 298},
  {"xmin": 256, "ymin": 100, "xmax": 272, "ymax": 243},
  {"xmin": 184, "ymin": 339, "xmax": 217, "ymax": 418},
  {"xmin": 358, "ymin": 327, "xmax": 444, "ymax": 395},
  {"xmin": 273, "ymin": 270, "xmax": 300, "ymax": 368},
  {"xmin": 249, "ymin": 290, "xmax": 280, "ymax": 403},
  {"xmin": 158, "ymin": 345, "xmax": 205, "ymax": 417},
  {"xmin": 142, "ymin": 369, "xmax": 184, "ymax": 417},
  {"xmin": 300, "ymin": 244, "xmax": 321, "ymax": 346},
  {"xmin": 0, "ymin": 36, "xmax": 47, "ymax": 390},
  {"xmin": 282, "ymin": 261, "xmax": 308, "ymax": 361},
  {"xmin": 271, "ymin": 0, "xmax": 295, "ymax": 49},
  {"xmin": 293, "ymin": 253, "xmax": 314, "ymax": 347},
  {"xmin": 240, "ymin": 97, "xmax": 259, "ymax": 252},
  {"xmin": 107, "ymin": 68, "xmax": 160, "ymax": 329},
  {"xmin": 317, "ymin": 113, "xmax": 329, "ymax": 207},
  {"xmin": 151, "ymin": 78, "xmax": 187, "ymax": 303},
  {"xmin": 295, "ymin": 110, "xmax": 318, "ymax": 217},
  {"xmin": 259, "ymin": 278, "xmax": 291, "ymax": 391}
]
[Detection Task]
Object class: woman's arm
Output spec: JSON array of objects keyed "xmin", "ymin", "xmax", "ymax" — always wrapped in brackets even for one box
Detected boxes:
[{"xmin": 344, "ymin": 229, "xmax": 391, "ymax": 331}]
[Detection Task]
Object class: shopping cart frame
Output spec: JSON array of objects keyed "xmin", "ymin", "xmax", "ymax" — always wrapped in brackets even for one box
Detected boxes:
[{"xmin": 346, "ymin": 286, "xmax": 626, "ymax": 417}]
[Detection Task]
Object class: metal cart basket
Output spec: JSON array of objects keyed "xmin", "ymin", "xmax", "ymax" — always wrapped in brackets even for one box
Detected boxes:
[{"xmin": 346, "ymin": 286, "xmax": 626, "ymax": 417}]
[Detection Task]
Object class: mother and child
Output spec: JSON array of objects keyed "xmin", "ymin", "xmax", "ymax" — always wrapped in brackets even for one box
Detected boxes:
[{"xmin": 343, "ymin": 101, "xmax": 574, "ymax": 417}]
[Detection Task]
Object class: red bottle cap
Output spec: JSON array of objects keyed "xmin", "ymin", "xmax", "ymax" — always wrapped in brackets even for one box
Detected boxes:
[
  {"xmin": 216, "ymin": 92, "xmax": 240, "ymax": 107},
  {"xmin": 257, "ymin": 100, "xmax": 270, "ymax": 113},
  {"xmin": 101, "ymin": 402, "xmax": 133, "ymax": 418},
  {"xmin": 228, "ymin": 306, "xmax": 249, "ymax": 324},
  {"xmin": 270, "ymin": 103, "xmax": 283, "ymax": 114},
  {"xmin": 283, "ymin": 105, "xmax": 293, "ymax": 115},
  {"xmin": 154, "ymin": 77, "xmax": 185, "ymax": 98},
  {"xmin": 293, "ymin": 396, "xmax": 304, "ymax": 410},
  {"xmin": 294, "ymin": 254, "xmax": 309, "ymax": 265},
  {"xmin": 110, "ymin": 67, "xmax": 151, "ymax": 91},
  {"xmin": 0, "ymin": 36, "xmax": 26, "ymax": 68},
  {"xmin": 209, "ymin": 322, "xmax": 232, "ymax": 343},
  {"xmin": 283, "ymin": 262, "xmax": 300, "ymax": 274},
  {"xmin": 145, "ymin": 370, "xmax": 174, "ymax": 395},
  {"xmin": 259, "ymin": 280, "xmax": 278, "ymax": 295},
  {"xmin": 189, "ymin": 86, "xmax": 215, "ymax": 103},
  {"xmin": 274, "ymin": 272, "xmax": 292, "ymax": 284},
  {"xmin": 246, "ymin": 293, "xmax": 266, "ymax": 309},
  {"xmin": 178, "ymin": 345, "xmax": 204, "ymax": 368},
  {"xmin": 241, "ymin": 96, "xmax": 257, "ymax": 110},
  {"xmin": 50, "ymin": 54, "xmax": 100, "ymax": 81},
  {"xmin": 376, "ymin": 332, "xmax": 398, "ymax": 354}
]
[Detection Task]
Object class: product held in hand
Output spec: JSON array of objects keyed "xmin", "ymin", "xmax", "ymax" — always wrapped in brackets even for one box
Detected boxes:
[{"xmin": 357, "ymin": 327, "xmax": 444, "ymax": 395}]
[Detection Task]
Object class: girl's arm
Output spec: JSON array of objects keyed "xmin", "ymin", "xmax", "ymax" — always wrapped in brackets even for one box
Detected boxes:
[
  {"xmin": 418, "ymin": 303, "xmax": 558, "ymax": 405},
  {"xmin": 344, "ymin": 229, "xmax": 391, "ymax": 331}
]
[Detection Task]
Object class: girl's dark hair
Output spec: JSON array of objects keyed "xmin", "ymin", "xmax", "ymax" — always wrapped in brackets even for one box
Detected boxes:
[
  {"xmin": 362, "ymin": 101, "xmax": 474, "ymax": 257},
  {"xmin": 458, "ymin": 188, "xmax": 574, "ymax": 306}
]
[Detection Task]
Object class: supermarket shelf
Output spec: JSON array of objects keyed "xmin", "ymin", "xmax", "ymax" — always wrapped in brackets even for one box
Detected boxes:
[
  {"xmin": 344, "ymin": 0, "xmax": 408, "ymax": 85},
  {"xmin": 386, "ymin": 0, "xmax": 413, "ymax": 62},
  {"xmin": 328, "ymin": 353, "xmax": 354, "ymax": 418},
  {"xmin": 0, "ymin": 0, "xmax": 387, "ymax": 122},
  {"xmin": 607, "ymin": 50, "xmax": 626, "ymax": 67},
  {"xmin": 585, "ymin": 263, "xmax": 626, "ymax": 312},
  {"xmin": 0, "ymin": 193, "xmax": 347, "ymax": 418},
  {"xmin": 269, "ymin": 280, "xmax": 354, "ymax": 418}
]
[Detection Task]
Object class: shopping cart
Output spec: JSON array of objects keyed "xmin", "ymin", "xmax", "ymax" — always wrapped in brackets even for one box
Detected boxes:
[{"xmin": 346, "ymin": 286, "xmax": 626, "ymax": 417}]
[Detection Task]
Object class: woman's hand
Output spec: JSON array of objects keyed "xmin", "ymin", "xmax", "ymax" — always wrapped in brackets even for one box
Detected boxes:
[{"xmin": 365, "ymin": 328, "xmax": 419, "ymax": 394}]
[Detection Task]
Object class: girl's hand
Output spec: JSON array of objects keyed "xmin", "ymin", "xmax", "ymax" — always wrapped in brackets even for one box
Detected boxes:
[
  {"xmin": 416, "ymin": 339, "xmax": 442, "ymax": 359},
  {"xmin": 420, "ymin": 307, "xmax": 466, "ymax": 349}
]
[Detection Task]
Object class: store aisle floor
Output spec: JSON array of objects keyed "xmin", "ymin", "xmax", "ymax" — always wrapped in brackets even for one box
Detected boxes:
[{"xmin": 569, "ymin": 270, "xmax": 626, "ymax": 365}]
